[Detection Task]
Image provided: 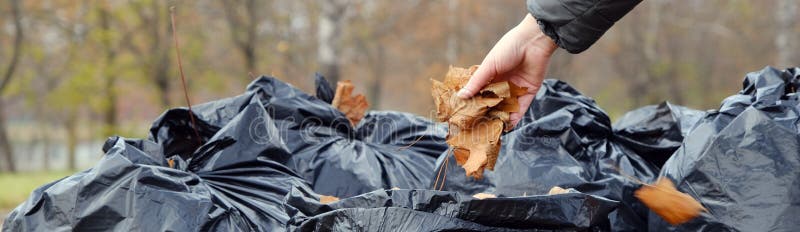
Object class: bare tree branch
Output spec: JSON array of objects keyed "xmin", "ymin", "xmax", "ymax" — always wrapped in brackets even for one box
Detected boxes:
[{"xmin": 0, "ymin": 0, "xmax": 24, "ymax": 93}]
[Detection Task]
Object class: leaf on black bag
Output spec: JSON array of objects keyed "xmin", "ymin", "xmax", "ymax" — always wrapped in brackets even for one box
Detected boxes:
[
  {"xmin": 332, "ymin": 80, "xmax": 369, "ymax": 126},
  {"xmin": 472, "ymin": 193, "xmax": 497, "ymax": 199},
  {"xmin": 319, "ymin": 195, "xmax": 340, "ymax": 204},
  {"xmin": 635, "ymin": 178, "xmax": 706, "ymax": 225},
  {"xmin": 548, "ymin": 186, "xmax": 570, "ymax": 195},
  {"xmin": 432, "ymin": 66, "xmax": 527, "ymax": 179}
]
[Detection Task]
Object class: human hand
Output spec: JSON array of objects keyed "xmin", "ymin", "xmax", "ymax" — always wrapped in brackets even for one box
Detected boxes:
[{"xmin": 457, "ymin": 14, "xmax": 557, "ymax": 127}]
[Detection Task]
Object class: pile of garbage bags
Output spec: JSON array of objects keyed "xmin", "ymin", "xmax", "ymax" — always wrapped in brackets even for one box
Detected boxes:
[
  {"xmin": 4, "ymin": 101, "xmax": 311, "ymax": 231},
  {"xmin": 429, "ymin": 79, "xmax": 704, "ymax": 231},
  {"xmin": 651, "ymin": 67, "xmax": 800, "ymax": 231},
  {"xmin": 4, "ymin": 67, "xmax": 800, "ymax": 231}
]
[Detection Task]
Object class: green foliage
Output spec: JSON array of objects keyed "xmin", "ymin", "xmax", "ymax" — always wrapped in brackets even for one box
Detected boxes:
[
  {"xmin": 0, "ymin": 171, "xmax": 72, "ymax": 210},
  {"xmin": 47, "ymin": 62, "xmax": 103, "ymax": 113}
]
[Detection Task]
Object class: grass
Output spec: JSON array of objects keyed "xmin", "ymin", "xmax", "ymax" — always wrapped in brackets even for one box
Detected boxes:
[{"xmin": 0, "ymin": 171, "xmax": 74, "ymax": 211}]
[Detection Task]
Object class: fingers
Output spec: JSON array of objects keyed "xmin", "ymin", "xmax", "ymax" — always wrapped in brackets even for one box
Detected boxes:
[
  {"xmin": 509, "ymin": 112, "xmax": 523, "ymax": 128},
  {"xmin": 458, "ymin": 61, "xmax": 497, "ymax": 99},
  {"xmin": 459, "ymin": 28, "xmax": 521, "ymax": 99},
  {"xmin": 509, "ymin": 93, "xmax": 535, "ymax": 128}
]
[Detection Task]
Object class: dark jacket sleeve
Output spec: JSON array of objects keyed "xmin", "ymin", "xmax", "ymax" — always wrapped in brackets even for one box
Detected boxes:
[{"xmin": 527, "ymin": 0, "xmax": 642, "ymax": 53}]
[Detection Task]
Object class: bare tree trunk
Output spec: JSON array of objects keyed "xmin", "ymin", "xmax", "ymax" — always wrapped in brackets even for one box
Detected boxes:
[
  {"xmin": 41, "ymin": 123, "xmax": 51, "ymax": 171},
  {"xmin": 222, "ymin": 0, "xmax": 259, "ymax": 73},
  {"xmin": 243, "ymin": 44, "xmax": 256, "ymax": 72},
  {"xmin": 31, "ymin": 98, "xmax": 51, "ymax": 171},
  {"xmin": 318, "ymin": 0, "xmax": 350, "ymax": 84},
  {"xmin": 244, "ymin": 0, "xmax": 258, "ymax": 73},
  {"xmin": 631, "ymin": 0, "xmax": 664, "ymax": 107},
  {"xmin": 775, "ymin": 0, "xmax": 797, "ymax": 67},
  {"xmin": 127, "ymin": 1, "xmax": 170, "ymax": 108},
  {"xmin": 154, "ymin": 2, "xmax": 171, "ymax": 108},
  {"xmin": 0, "ymin": 101, "xmax": 15, "ymax": 172},
  {"xmin": 99, "ymin": 4, "xmax": 118, "ymax": 136},
  {"xmin": 0, "ymin": 0, "xmax": 23, "ymax": 173},
  {"xmin": 154, "ymin": 54, "xmax": 171, "ymax": 108},
  {"xmin": 664, "ymin": 68, "xmax": 685, "ymax": 105},
  {"xmin": 65, "ymin": 113, "xmax": 78, "ymax": 171},
  {"xmin": 104, "ymin": 73, "xmax": 118, "ymax": 134},
  {"xmin": 368, "ymin": 46, "xmax": 385, "ymax": 108},
  {"xmin": 629, "ymin": 74, "xmax": 649, "ymax": 107}
]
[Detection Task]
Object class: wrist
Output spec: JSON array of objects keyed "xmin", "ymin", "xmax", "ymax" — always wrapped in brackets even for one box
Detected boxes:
[{"xmin": 518, "ymin": 14, "xmax": 557, "ymax": 55}]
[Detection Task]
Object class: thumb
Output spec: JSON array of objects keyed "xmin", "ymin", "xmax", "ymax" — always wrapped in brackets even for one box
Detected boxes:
[{"xmin": 457, "ymin": 61, "xmax": 499, "ymax": 99}]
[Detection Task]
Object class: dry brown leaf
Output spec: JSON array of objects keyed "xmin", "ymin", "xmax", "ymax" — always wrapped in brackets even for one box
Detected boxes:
[
  {"xmin": 481, "ymin": 82, "xmax": 512, "ymax": 98},
  {"xmin": 319, "ymin": 195, "xmax": 340, "ymax": 204},
  {"xmin": 432, "ymin": 66, "xmax": 527, "ymax": 179},
  {"xmin": 332, "ymin": 80, "xmax": 369, "ymax": 126},
  {"xmin": 495, "ymin": 82, "xmax": 528, "ymax": 113},
  {"xmin": 548, "ymin": 186, "xmax": 570, "ymax": 195},
  {"xmin": 431, "ymin": 80, "xmax": 452, "ymax": 122},
  {"xmin": 488, "ymin": 110, "xmax": 512, "ymax": 131},
  {"xmin": 447, "ymin": 97, "xmax": 504, "ymax": 129},
  {"xmin": 446, "ymin": 119, "xmax": 502, "ymax": 178},
  {"xmin": 441, "ymin": 65, "xmax": 478, "ymax": 90},
  {"xmin": 472, "ymin": 193, "xmax": 497, "ymax": 199},
  {"xmin": 453, "ymin": 147, "xmax": 469, "ymax": 166},
  {"xmin": 167, "ymin": 159, "xmax": 175, "ymax": 168},
  {"xmin": 635, "ymin": 178, "xmax": 706, "ymax": 225}
]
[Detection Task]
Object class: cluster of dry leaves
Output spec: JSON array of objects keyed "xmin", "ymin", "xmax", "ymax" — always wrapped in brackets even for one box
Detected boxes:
[
  {"xmin": 332, "ymin": 80, "xmax": 369, "ymax": 126},
  {"xmin": 432, "ymin": 66, "xmax": 527, "ymax": 179}
]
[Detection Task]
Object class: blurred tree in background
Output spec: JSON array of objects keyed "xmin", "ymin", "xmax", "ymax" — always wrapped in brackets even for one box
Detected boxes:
[
  {"xmin": 0, "ymin": 0, "xmax": 797, "ymax": 173},
  {"xmin": 0, "ymin": 0, "xmax": 23, "ymax": 172}
]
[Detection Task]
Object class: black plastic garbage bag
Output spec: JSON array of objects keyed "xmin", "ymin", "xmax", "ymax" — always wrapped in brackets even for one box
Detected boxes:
[
  {"xmin": 149, "ymin": 76, "xmax": 448, "ymax": 198},
  {"xmin": 430, "ymin": 79, "xmax": 703, "ymax": 230},
  {"xmin": 314, "ymin": 73, "xmax": 335, "ymax": 104},
  {"xmin": 3, "ymin": 99, "xmax": 311, "ymax": 231},
  {"xmin": 284, "ymin": 187, "xmax": 617, "ymax": 231},
  {"xmin": 248, "ymin": 77, "xmax": 448, "ymax": 197},
  {"xmin": 650, "ymin": 67, "xmax": 800, "ymax": 232},
  {"xmin": 613, "ymin": 102, "xmax": 704, "ymax": 168}
]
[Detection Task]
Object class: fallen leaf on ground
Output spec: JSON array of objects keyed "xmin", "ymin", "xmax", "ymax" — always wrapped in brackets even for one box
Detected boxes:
[
  {"xmin": 635, "ymin": 178, "xmax": 706, "ymax": 225},
  {"xmin": 332, "ymin": 80, "xmax": 369, "ymax": 126},
  {"xmin": 548, "ymin": 186, "xmax": 570, "ymax": 195},
  {"xmin": 432, "ymin": 66, "xmax": 527, "ymax": 179},
  {"xmin": 472, "ymin": 193, "xmax": 497, "ymax": 199},
  {"xmin": 319, "ymin": 195, "xmax": 340, "ymax": 204}
]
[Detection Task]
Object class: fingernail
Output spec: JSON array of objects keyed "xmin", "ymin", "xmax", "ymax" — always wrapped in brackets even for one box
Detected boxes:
[{"xmin": 457, "ymin": 88, "xmax": 470, "ymax": 99}]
